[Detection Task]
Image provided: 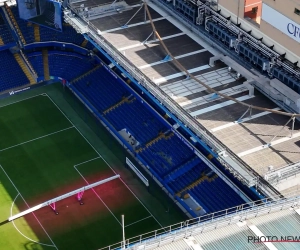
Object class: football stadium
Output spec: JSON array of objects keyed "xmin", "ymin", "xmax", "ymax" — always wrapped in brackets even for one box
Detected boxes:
[{"xmin": 0, "ymin": 0, "xmax": 300, "ymax": 249}]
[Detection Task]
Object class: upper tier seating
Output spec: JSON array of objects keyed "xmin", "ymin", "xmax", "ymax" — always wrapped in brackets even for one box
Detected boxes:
[
  {"xmin": 10, "ymin": 7, "xmax": 90, "ymax": 47},
  {"xmin": 0, "ymin": 12, "xmax": 14, "ymax": 44},
  {"xmin": 27, "ymin": 51, "xmax": 95, "ymax": 80},
  {"xmin": 0, "ymin": 50, "xmax": 28, "ymax": 92},
  {"xmin": 39, "ymin": 24, "xmax": 85, "ymax": 45},
  {"xmin": 10, "ymin": 6, "xmax": 34, "ymax": 44}
]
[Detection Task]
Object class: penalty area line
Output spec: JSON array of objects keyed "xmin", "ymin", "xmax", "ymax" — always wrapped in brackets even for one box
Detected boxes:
[
  {"xmin": 125, "ymin": 215, "xmax": 153, "ymax": 228},
  {"xmin": 0, "ymin": 126, "xmax": 74, "ymax": 153},
  {"xmin": 0, "ymin": 164, "xmax": 59, "ymax": 250},
  {"xmin": 73, "ymin": 164, "xmax": 122, "ymax": 226},
  {"xmin": 0, "ymin": 93, "xmax": 46, "ymax": 109},
  {"xmin": 74, "ymin": 157, "xmax": 101, "ymax": 168}
]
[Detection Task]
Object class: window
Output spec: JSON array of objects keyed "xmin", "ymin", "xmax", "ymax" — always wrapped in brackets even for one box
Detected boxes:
[
  {"xmin": 295, "ymin": 8, "xmax": 300, "ymax": 16},
  {"xmin": 252, "ymin": 7, "xmax": 258, "ymax": 14}
]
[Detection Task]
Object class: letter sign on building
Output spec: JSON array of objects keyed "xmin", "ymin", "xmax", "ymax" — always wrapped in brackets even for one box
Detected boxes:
[{"xmin": 262, "ymin": 3, "xmax": 300, "ymax": 43}]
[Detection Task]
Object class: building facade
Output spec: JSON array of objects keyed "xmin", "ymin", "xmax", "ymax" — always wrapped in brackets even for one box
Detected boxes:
[{"xmin": 216, "ymin": 0, "xmax": 300, "ymax": 63}]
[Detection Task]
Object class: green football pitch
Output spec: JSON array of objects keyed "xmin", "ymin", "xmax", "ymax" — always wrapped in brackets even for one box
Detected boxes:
[{"xmin": 0, "ymin": 86, "xmax": 187, "ymax": 250}]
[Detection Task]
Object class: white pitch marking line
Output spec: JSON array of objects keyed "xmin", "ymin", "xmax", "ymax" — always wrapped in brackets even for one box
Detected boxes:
[
  {"xmin": 11, "ymin": 194, "xmax": 55, "ymax": 247},
  {"xmin": 210, "ymin": 108, "xmax": 281, "ymax": 132},
  {"xmin": 45, "ymin": 94, "xmax": 164, "ymax": 229},
  {"xmin": 0, "ymin": 164, "xmax": 58, "ymax": 250},
  {"xmin": 0, "ymin": 126, "xmax": 74, "ymax": 153},
  {"xmin": 73, "ymin": 165, "xmax": 122, "ymax": 226},
  {"xmin": 74, "ymin": 157, "xmax": 101, "ymax": 168},
  {"xmin": 125, "ymin": 215, "xmax": 153, "ymax": 228},
  {"xmin": 0, "ymin": 93, "xmax": 45, "ymax": 109}
]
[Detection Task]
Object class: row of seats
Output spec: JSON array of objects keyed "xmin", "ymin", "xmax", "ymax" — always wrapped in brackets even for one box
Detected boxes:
[
  {"xmin": 28, "ymin": 51, "xmax": 95, "ymax": 80},
  {"xmin": 0, "ymin": 50, "xmax": 28, "ymax": 92},
  {"xmin": 10, "ymin": 6, "xmax": 35, "ymax": 44},
  {"xmin": 74, "ymin": 66, "xmax": 129, "ymax": 112},
  {"xmin": 72, "ymin": 66, "xmax": 168, "ymax": 145},
  {"xmin": 39, "ymin": 24, "xmax": 85, "ymax": 45},
  {"xmin": 167, "ymin": 162, "xmax": 210, "ymax": 193},
  {"xmin": 164, "ymin": 156, "xmax": 202, "ymax": 182},
  {"xmin": 10, "ymin": 6, "xmax": 93, "ymax": 48},
  {"xmin": 105, "ymin": 100, "xmax": 167, "ymax": 145},
  {"xmin": 138, "ymin": 135, "xmax": 195, "ymax": 176},
  {"xmin": 190, "ymin": 177, "xmax": 246, "ymax": 213},
  {"xmin": 72, "ymin": 69, "xmax": 245, "ymax": 215},
  {"xmin": 0, "ymin": 12, "xmax": 14, "ymax": 44}
]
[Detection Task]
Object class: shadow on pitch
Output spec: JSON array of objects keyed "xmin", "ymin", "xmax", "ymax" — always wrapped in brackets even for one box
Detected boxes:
[{"xmin": 0, "ymin": 219, "xmax": 9, "ymax": 226}]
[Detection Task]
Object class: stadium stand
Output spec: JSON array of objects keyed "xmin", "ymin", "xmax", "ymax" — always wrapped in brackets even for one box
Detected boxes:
[
  {"xmin": 0, "ymin": 11, "xmax": 14, "ymax": 44},
  {"xmin": 138, "ymin": 134, "xmax": 195, "ymax": 175},
  {"xmin": 27, "ymin": 50, "xmax": 96, "ymax": 80},
  {"xmin": 5, "ymin": 5, "xmax": 28, "ymax": 44},
  {"xmin": 72, "ymin": 66, "xmax": 130, "ymax": 112},
  {"xmin": 0, "ymin": 3, "xmax": 250, "ymax": 216},
  {"xmin": 0, "ymin": 50, "xmax": 29, "ymax": 91},
  {"xmin": 189, "ymin": 177, "xmax": 246, "ymax": 213},
  {"xmin": 105, "ymin": 100, "xmax": 167, "ymax": 145},
  {"xmin": 70, "ymin": 62, "xmax": 247, "ymax": 213}
]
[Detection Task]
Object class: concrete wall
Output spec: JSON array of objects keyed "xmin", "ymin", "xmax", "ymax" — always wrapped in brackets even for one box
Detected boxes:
[
  {"xmin": 216, "ymin": 0, "xmax": 300, "ymax": 64},
  {"xmin": 260, "ymin": 0, "xmax": 300, "ymax": 58}
]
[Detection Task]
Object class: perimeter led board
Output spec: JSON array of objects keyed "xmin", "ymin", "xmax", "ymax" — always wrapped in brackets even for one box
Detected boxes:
[{"xmin": 17, "ymin": 0, "xmax": 63, "ymax": 32}]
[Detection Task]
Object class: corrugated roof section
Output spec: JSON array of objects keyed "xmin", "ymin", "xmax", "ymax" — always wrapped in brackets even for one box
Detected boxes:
[
  {"xmin": 249, "ymin": 209, "xmax": 300, "ymax": 250},
  {"xmin": 193, "ymin": 223, "xmax": 267, "ymax": 250},
  {"xmin": 153, "ymin": 239, "xmax": 190, "ymax": 250}
]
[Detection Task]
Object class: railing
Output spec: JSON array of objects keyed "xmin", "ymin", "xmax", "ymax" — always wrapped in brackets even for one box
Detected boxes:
[
  {"xmin": 63, "ymin": 7, "xmax": 261, "ymax": 189},
  {"xmin": 19, "ymin": 49, "xmax": 38, "ymax": 80},
  {"xmin": 98, "ymin": 194, "xmax": 300, "ymax": 250},
  {"xmin": 265, "ymin": 161, "xmax": 300, "ymax": 184}
]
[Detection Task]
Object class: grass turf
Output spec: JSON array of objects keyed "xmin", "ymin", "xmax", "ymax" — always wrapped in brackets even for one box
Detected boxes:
[{"xmin": 0, "ymin": 94, "xmax": 162, "ymax": 249}]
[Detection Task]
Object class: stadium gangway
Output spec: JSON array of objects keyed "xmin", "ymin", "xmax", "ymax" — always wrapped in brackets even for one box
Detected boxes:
[{"xmin": 8, "ymin": 174, "xmax": 120, "ymax": 221}]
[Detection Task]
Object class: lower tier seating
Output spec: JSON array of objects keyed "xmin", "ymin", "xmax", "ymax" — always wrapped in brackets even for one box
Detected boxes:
[
  {"xmin": 139, "ymin": 135, "xmax": 195, "ymax": 176},
  {"xmin": 73, "ymin": 66, "xmax": 129, "ymax": 112},
  {"xmin": 189, "ymin": 177, "xmax": 246, "ymax": 213},
  {"xmin": 0, "ymin": 50, "xmax": 28, "ymax": 92}
]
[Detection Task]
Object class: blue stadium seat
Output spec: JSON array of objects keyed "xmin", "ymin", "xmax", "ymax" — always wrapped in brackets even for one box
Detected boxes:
[
  {"xmin": 189, "ymin": 177, "xmax": 246, "ymax": 213},
  {"xmin": 73, "ymin": 66, "xmax": 129, "ymax": 112},
  {"xmin": 0, "ymin": 12, "xmax": 14, "ymax": 44},
  {"xmin": 10, "ymin": 7, "xmax": 86, "ymax": 46},
  {"xmin": 27, "ymin": 51, "xmax": 95, "ymax": 80},
  {"xmin": 139, "ymin": 135, "xmax": 195, "ymax": 176},
  {"xmin": 10, "ymin": 7, "xmax": 35, "ymax": 44},
  {"xmin": 0, "ymin": 50, "xmax": 28, "ymax": 91}
]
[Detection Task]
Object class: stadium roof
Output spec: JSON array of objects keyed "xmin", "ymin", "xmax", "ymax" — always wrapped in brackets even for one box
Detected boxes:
[{"xmin": 120, "ymin": 196, "xmax": 300, "ymax": 250}]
